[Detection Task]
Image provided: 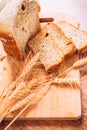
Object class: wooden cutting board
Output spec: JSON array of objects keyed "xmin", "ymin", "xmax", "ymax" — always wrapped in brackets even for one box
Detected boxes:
[{"xmin": 0, "ymin": 13, "xmax": 81, "ymax": 120}]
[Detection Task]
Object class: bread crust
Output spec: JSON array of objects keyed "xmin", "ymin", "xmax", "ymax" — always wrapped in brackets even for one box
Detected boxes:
[
  {"xmin": 0, "ymin": 31, "xmax": 21, "ymax": 59},
  {"xmin": 40, "ymin": 35, "xmax": 64, "ymax": 71},
  {"xmin": 0, "ymin": 0, "xmax": 40, "ymax": 59},
  {"xmin": 44, "ymin": 22, "xmax": 75, "ymax": 56},
  {"xmin": 28, "ymin": 29, "xmax": 64, "ymax": 71},
  {"xmin": 57, "ymin": 21, "xmax": 87, "ymax": 52}
]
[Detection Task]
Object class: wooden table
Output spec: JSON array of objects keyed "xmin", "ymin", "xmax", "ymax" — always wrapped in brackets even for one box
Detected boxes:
[{"xmin": 1, "ymin": 0, "xmax": 87, "ymax": 129}]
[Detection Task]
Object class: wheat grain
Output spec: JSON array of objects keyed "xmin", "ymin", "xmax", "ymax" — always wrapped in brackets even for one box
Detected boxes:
[
  {"xmin": 0, "ymin": 53, "xmax": 40, "ymax": 100},
  {"xmin": 58, "ymin": 57, "xmax": 87, "ymax": 78},
  {"xmin": 9, "ymin": 93, "xmax": 35, "ymax": 113},
  {"xmin": 0, "ymin": 54, "xmax": 40, "ymax": 122},
  {"xmin": 0, "ymin": 52, "xmax": 50, "ymax": 122},
  {"xmin": 73, "ymin": 57, "xmax": 87, "ymax": 68},
  {"xmin": 0, "ymin": 52, "xmax": 51, "ymax": 121},
  {"xmin": 51, "ymin": 77, "xmax": 80, "ymax": 88},
  {"xmin": 3, "ymin": 79, "xmax": 36, "ymax": 107},
  {"xmin": 8, "ymin": 84, "xmax": 50, "ymax": 114},
  {"xmin": 0, "ymin": 79, "xmax": 38, "ymax": 122},
  {"xmin": 8, "ymin": 79, "xmax": 37, "ymax": 100},
  {"xmin": 4, "ymin": 85, "xmax": 50, "ymax": 130}
]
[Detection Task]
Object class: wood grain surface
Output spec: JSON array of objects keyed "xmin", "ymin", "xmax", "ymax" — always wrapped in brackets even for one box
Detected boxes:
[
  {"xmin": 6, "ymin": 54, "xmax": 81, "ymax": 120},
  {"xmin": 1, "ymin": 0, "xmax": 87, "ymax": 129},
  {"xmin": 2, "ymin": 11, "xmax": 80, "ymax": 120}
]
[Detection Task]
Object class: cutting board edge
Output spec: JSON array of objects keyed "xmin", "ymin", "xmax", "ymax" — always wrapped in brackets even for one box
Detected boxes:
[{"xmin": 4, "ymin": 114, "xmax": 81, "ymax": 121}]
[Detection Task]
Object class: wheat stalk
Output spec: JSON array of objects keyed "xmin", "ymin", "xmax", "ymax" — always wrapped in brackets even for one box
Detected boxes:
[
  {"xmin": 0, "ymin": 52, "xmax": 50, "ymax": 122},
  {"xmin": 58, "ymin": 57, "xmax": 87, "ymax": 78},
  {"xmin": 51, "ymin": 77, "xmax": 80, "ymax": 88},
  {"xmin": 8, "ymin": 93, "xmax": 36, "ymax": 113},
  {"xmin": 0, "ymin": 79, "xmax": 37, "ymax": 122},
  {"xmin": 7, "ymin": 84, "xmax": 50, "ymax": 114},
  {"xmin": 73, "ymin": 57, "xmax": 87, "ymax": 68},
  {"xmin": 0, "ymin": 53, "xmax": 40, "ymax": 101},
  {"xmin": 0, "ymin": 53, "xmax": 40, "ymax": 122},
  {"xmin": 4, "ymin": 85, "xmax": 50, "ymax": 130},
  {"xmin": 8, "ymin": 79, "xmax": 37, "ymax": 100}
]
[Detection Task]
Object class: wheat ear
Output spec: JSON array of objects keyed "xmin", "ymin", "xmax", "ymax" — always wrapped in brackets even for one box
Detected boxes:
[
  {"xmin": 0, "ymin": 79, "xmax": 37, "ymax": 109},
  {"xmin": 0, "ymin": 53, "xmax": 40, "ymax": 100},
  {"xmin": 4, "ymin": 85, "xmax": 50, "ymax": 130},
  {"xmin": 58, "ymin": 57, "xmax": 87, "ymax": 78},
  {"xmin": 7, "ymin": 84, "xmax": 50, "ymax": 114},
  {"xmin": 0, "ymin": 79, "xmax": 37, "ymax": 122},
  {"xmin": 51, "ymin": 77, "xmax": 80, "ymax": 88},
  {"xmin": 8, "ymin": 79, "xmax": 37, "ymax": 100},
  {"xmin": 73, "ymin": 57, "xmax": 87, "ymax": 68},
  {"xmin": 8, "ymin": 93, "xmax": 35, "ymax": 113}
]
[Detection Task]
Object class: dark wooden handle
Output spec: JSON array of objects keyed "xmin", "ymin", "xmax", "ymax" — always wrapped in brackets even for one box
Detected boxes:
[{"xmin": 40, "ymin": 17, "xmax": 54, "ymax": 23}]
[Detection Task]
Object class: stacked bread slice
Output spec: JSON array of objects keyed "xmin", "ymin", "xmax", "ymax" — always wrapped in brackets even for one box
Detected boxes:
[
  {"xmin": 28, "ymin": 20, "xmax": 87, "ymax": 71},
  {"xmin": 43, "ymin": 23, "xmax": 75, "ymax": 56},
  {"xmin": 39, "ymin": 35, "xmax": 64, "ymax": 71},
  {"xmin": 28, "ymin": 23, "xmax": 75, "ymax": 71},
  {"xmin": 57, "ymin": 21, "xmax": 87, "ymax": 52}
]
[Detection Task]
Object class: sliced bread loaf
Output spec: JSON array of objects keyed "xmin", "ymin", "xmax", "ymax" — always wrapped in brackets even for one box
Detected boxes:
[
  {"xmin": 39, "ymin": 35, "xmax": 64, "ymax": 71},
  {"xmin": 44, "ymin": 23, "xmax": 75, "ymax": 56},
  {"xmin": 28, "ymin": 30, "xmax": 64, "ymax": 71},
  {"xmin": 0, "ymin": 0, "xmax": 40, "ymax": 59},
  {"xmin": 57, "ymin": 21, "xmax": 87, "ymax": 52}
]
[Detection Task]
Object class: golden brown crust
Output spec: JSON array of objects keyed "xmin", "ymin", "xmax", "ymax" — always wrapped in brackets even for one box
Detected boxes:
[
  {"xmin": 53, "ymin": 23, "xmax": 76, "ymax": 56},
  {"xmin": 44, "ymin": 22, "xmax": 76, "ymax": 56},
  {"xmin": 46, "ymin": 59, "xmax": 63, "ymax": 71},
  {"xmin": 66, "ymin": 39, "xmax": 76, "ymax": 56},
  {"xmin": 28, "ymin": 29, "xmax": 47, "ymax": 53},
  {"xmin": 0, "ymin": 32, "xmax": 21, "ymax": 59},
  {"xmin": 30, "ymin": 0, "xmax": 41, "ymax": 12},
  {"xmin": 40, "ymin": 35, "xmax": 64, "ymax": 71},
  {"xmin": 29, "ymin": 29, "xmax": 64, "ymax": 71},
  {"xmin": 46, "ymin": 37, "xmax": 64, "ymax": 71},
  {"xmin": 78, "ymin": 44, "xmax": 87, "ymax": 52},
  {"xmin": 57, "ymin": 21, "xmax": 87, "ymax": 52},
  {"xmin": 58, "ymin": 21, "xmax": 87, "ymax": 34}
]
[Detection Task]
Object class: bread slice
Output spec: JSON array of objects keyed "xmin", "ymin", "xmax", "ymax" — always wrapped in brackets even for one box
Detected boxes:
[
  {"xmin": 57, "ymin": 21, "xmax": 87, "ymax": 52},
  {"xmin": 39, "ymin": 35, "xmax": 64, "ymax": 71},
  {"xmin": 0, "ymin": 0, "xmax": 40, "ymax": 59},
  {"xmin": 44, "ymin": 23, "xmax": 75, "ymax": 56},
  {"xmin": 28, "ymin": 30, "xmax": 64, "ymax": 71},
  {"xmin": 26, "ymin": 0, "xmax": 41, "ymax": 40},
  {"xmin": 28, "ymin": 29, "xmax": 47, "ymax": 53}
]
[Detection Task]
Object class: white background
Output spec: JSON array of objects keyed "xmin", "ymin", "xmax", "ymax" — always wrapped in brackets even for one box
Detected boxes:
[
  {"xmin": 39, "ymin": 0, "xmax": 79, "ymax": 16},
  {"xmin": 39, "ymin": 0, "xmax": 87, "ymax": 30}
]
